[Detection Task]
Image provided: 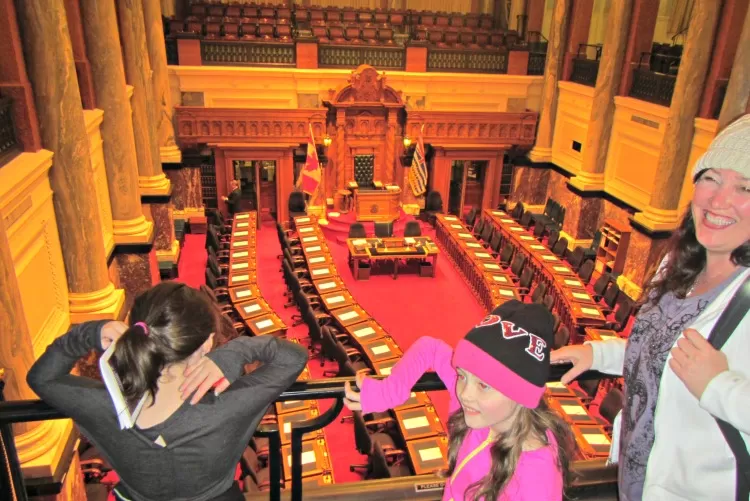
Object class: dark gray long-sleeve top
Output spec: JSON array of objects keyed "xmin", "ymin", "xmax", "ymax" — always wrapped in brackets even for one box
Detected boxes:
[{"xmin": 27, "ymin": 321, "xmax": 308, "ymax": 501}]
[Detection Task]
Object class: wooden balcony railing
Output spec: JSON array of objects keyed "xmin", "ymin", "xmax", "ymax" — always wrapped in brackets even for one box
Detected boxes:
[
  {"xmin": 527, "ymin": 52, "xmax": 546, "ymax": 75},
  {"xmin": 0, "ymin": 97, "xmax": 20, "ymax": 166},
  {"xmin": 427, "ymin": 47, "xmax": 508, "ymax": 74},
  {"xmin": 201, "ymin": 40, "xmax": 296, "ymax": 66},
  {"xmin": 318, "ymin": 45, "xmax": 405, "ymax": 70},
  {"xmin": 570, "ymin": 58, "xmax": 600, "ymax": 87},
  {"xmin": 629, "ymin": 68, "xmax": 676, "ymax": 107}
]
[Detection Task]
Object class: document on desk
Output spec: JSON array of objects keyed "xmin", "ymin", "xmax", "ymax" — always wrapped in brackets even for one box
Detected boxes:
[
  {"xmin": 302, "ymin": 236, "xmax": 318, "ymax": 243},
  {"xmin": 338, "ymin": 311, "xmax": 359, "ymax": 321},
  {"xmin": 353, "ymin": 326, "xmax": 376, "ymax": 338},
  {"xmin": 232, "ymin": 251, "xmax": 249, "ymax": 258},
  {"xmin": 232, "ymin": 240, "xmax": 248, "ymax": 247},
  {"xmin": 325, "ymin": 295, "xmax": 346, "ymax": 305},
  {"xmin": 255, "ymin": 319, "xmax": 274, "ymax": 330},
  {"xmin": 583, "ymin": 434, "xmax": 611, "ymax": 446},
  {"xmin": 318, "ymin": 281, "xmax": 337, "ymax": 291},
  {"xmin": 308, "ymin": 256, "xmax": 326, "ymax": 264},
  {"xmin": 419, "ymin": 447, "xmax": 444, "ymax": 462},
  {"xmin": 234, "ymin": 231, "xmax": 249, "ymax": 237},
  {"xmin": 403, "ymin": 416, "xmax": 429, "ymax": 430},
  {"xmin": 311, "ymin": 268, "xmax": 329, "ymax": 276},
  {"xmin": 235, "ymin": 289, "xmax": 253, "ymax": 299},
  {"xmin": 562, "ymin": 405, "xmax": 587, "ymax": 416},
  {"xmin": 243, "ymin": 304, "xmax": 262, "ymax": 314},
  {"xmin": 298, "ymin": 226, "xmax": 314, "ymax": 233},
  {"xmin": 231, "ymin": 262, "xmax": 249, "ymax": 270},
  {"xmin": 305, "ymin": 245, "xmax": 322, "ymax": 253},
  {"xmin": 233, "ymin": 274, "xmax": 250, "ymax": 282},
  {"xmin": 370, "ymin": 344, "xmax": 390, "ymax": 355}
]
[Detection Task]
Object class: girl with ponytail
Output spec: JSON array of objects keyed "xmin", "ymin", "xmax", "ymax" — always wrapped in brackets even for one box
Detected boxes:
[{"xmin": 27, "ymin": 281, "xmax": 308, "ymax": 501}]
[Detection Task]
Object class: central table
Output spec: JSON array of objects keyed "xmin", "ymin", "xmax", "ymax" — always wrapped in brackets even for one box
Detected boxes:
[{"xmin": 347, "ymin": 236, "xmax": 439, "ymax": 279}]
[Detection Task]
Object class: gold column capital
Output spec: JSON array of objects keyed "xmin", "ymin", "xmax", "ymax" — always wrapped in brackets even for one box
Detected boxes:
[
  {"xmin": 139, "ymin": 173, "xmax": 172, "ymax": 196},
  {"xmin": 632, "ymin": 206, "xmax": 682, "ymax": 232},
  {"xmin": 113, "ymin": 216, "xmax": 154, "ymax": 245},
  {"xmin": 160, "ymin": 145, "xmax": 182, "ymax": 164},
  {"xmin": 68, "ymin": 283, "xmax": 125, "ymax": 323}
]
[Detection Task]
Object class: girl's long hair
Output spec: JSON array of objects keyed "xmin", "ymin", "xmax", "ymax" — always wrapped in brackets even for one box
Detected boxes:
[
  {"xmin": 640, "ymin": 203, "xmax": 750, "ymax": 307},
  {"xmin": 111, "ymin": 282, "xmax": 219, "ymax": 407},
  {"xmin": 445, "ymin": 399, "xmax": 576, "ymax": 501}
]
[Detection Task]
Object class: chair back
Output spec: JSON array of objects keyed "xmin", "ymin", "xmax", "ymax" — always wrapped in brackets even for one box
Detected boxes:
[
  {"xmin": 349, "ymin": 223, "xmax": 367, "ymax": 238},
  {"xmin": 500, "ymin": 242, "xmax": 514, "ymax": 264},
  {"xmin": 403, "ymin": 220, "xmax": 422, "ymax": 237},
  {"xmin": 533, "ymin": 220, "xmax": 546, "ymax": 239},
  {"xmin": 599, "ymin": 388, "xmax": 625, "ymax": 424},
  {"xmin": 208, "ymin": 254, "xmax": 222, "ymax": 277},
  {"xmin": 553, "ymin": 325, "xmax": 570, "ymax": 349},
  {"xmin": 473, "ymin": 218, "xmax": 485, "ymax": 236},
  {"xmin": 603, "ymin": 282, "xmax": 620, "ymax": 309},
  {"xmin": 593, "ymin": 272, "xmax": 612, "ymax": 297},
  {"xmin": 464, "ymin": 207, "xmax": 478, "ymax": 227},
  {"xmin": 589, "ymin": 230, "xmax": 602, "ymax": 251},
  {"xmin": 542, "ymin": 294, "xmax": 554, "ymax": 311},
  {"xmin": 288, "ymin": 191, "xmax": 306, "ymax": 212},
  {"xmin": 374, "ymin": 221, "xmax": 393, "ymax": 238},
  {"xmin": 547, "ymin": 228, "xmax": 560, "ymax": 249},
  {"xmin": 578, "ymin": 259, "xmax": 594, "ymax": 283},
  {"xmin": 489, "ymin": 231, "xmax": 503, "ymax": 253},
  {"xmin": 520, "ymin": 210, "xmax": 533, "ymax": 228},
  {"xmin": 519, "ymin": 267, "xmax": 533, "ymax": 290},
  {"xmin": 614, "ymin": 296, "xmax": 634, "ymax": 330},
  {"xmin": 568, "ymin": 246, "xmax": 585, "ymax": 271},
  {"xmin": 205, "ymin": 268, "xmax": 219, "ymax": 289},
  {"xmin": 425, "ymin": 191, "xmax": 443, "ymax": 211},
  {"xmin": 510, "ymin": 253, "xmax": 526, "ymax": 277},
  {"xmin": 531, "ymin": 282, "xmax": 547, "ymax": 303},
  {"xmin": 552, "ymin": 237, "xmax": 568, "ymax": 257},
  {"xmin": 480, "ymin": 222, "xmax": 493, "ymax": 243}
]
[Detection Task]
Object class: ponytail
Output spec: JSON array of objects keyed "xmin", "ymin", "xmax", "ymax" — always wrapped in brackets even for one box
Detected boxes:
[{"xmin": 111, "ymin": 324, "xmax": 165, "ymax": 407}]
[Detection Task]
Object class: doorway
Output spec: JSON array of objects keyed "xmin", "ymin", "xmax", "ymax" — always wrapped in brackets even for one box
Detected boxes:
[
  {"xmin": 448, "ymin": 160, "xmax": 488, "ymax": 216},
  {"xmin": 232, "ymin": 160, "xmax": 278, "ymax": 220}
]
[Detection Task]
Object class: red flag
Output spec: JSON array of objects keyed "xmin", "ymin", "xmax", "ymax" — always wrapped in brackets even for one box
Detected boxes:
[{"xmin": 299, "ymin": 125, "xmax": 321, "ymax": 196}]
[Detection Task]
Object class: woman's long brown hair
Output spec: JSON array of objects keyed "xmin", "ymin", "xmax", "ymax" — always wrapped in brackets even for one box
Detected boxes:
[{"xmin": 445, "ymin": 399, "xmax": 576, "ymax": 500}]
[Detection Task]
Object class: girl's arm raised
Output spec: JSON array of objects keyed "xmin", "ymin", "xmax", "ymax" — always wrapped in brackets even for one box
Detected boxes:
[{"xmin": 360, "ymin": 336, "xmax": 459, "ymax": 414}]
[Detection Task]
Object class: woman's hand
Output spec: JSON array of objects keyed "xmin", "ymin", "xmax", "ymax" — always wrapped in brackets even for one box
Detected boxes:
[
  {"xmin": 550, "ymin": 344, "xmax": 594, "ymax": 385},
  {"xmin": 100, "ymin": 321, "xmax": 128, "ymax": 350},
  {"xmin": 180, "ymin": 357, "xmax": 231, "ymax": 405},
  {"xmin": 343, "ymin": 372, "xmax": 367, "ymax": 412},
  {"xmin": 670, "ymin": 328, "xmax": 729, "ymax": 400}
]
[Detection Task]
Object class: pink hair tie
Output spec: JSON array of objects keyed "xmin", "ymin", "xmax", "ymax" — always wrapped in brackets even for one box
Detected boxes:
[{"xmin": 134, "ymin": 322, "xmax": 149, "ymax": 336}]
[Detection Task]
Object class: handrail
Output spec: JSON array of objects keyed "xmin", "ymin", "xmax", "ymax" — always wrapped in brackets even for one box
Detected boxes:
[{"xmin": 0, "ymin": 367, "xmax": 609, "ymax": 501}]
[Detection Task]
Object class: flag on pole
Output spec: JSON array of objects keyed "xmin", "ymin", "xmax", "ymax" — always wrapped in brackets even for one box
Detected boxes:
[
  {"xmin": 297, "ymin": 124, "xmax": 322, "ymax": 197},
  {"xmin": 408, "ymin": 125, "xmax": 427, "ymax": 197}
]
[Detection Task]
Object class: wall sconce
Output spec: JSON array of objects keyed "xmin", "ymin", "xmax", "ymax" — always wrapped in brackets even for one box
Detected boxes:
[
  {"xmin": 323, "ymin": 134, "xmax": 332, "ymax": 148},
  {"xmin": 403, "ymin": 136, "xmax": 412, "ymax": 148}
]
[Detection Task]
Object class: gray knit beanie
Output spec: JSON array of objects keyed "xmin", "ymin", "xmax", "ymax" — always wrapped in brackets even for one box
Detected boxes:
[{"xmin": 693, "ymin": 114, "xmax": 750, "ymax": 181}]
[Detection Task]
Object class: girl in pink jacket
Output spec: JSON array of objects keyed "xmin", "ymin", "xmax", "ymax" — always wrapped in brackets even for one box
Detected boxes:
[{"xmin": 344, "ymin": 300, "xmax": 575, "ymax": 500}]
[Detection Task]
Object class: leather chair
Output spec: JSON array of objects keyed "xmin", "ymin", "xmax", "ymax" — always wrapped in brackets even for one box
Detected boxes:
[
  {"xmin": 420, "ymin": 191, "xmax": 443, "ymax": 225},
  {"xmin": 578, "ymin": 259, "xmax": 595, "ymax": 284},
  {"xmin": 288, "ymin": 191, "xmax": 307, "ymax": 220},
  {"xmin": 374, "ymin": 221, "xmax": 393, "ymax": 238},
  {"xmin": 349, "ymin": 223, "xmax": 367, "ymax": 238},
  {"xmin": 553, "ymin": 325, "xmax": 570, "ymax": 349},
  {"xmin": 403, "ymin": 220, "xmax": 422, "ymax": 237}
]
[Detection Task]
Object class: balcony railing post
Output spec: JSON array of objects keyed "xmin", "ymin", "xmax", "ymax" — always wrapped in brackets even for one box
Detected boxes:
[{"xmin": 0, "ymin": 370, "xmax": 28, "ymax": 501}]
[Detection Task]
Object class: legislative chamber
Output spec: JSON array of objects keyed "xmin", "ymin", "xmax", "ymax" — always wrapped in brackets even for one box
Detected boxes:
[{"xmin": 1, "ymin": 0, "xmax": 748, "ymax": 500}]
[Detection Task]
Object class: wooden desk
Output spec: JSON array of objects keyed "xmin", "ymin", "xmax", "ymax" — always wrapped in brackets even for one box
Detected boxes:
[
  {"xmin": 547, "ymin": 397, "xmax": 598, "ymax": 426},
  {"xmin": 395, "ymin": 391, "xmax": 433, "ymax": 411},
  {"xmin": 228, "ymin": 260, "xmax": 256, "ymax": 273},
  {"xmin": 230, "ymin": 249, "xmax": 253, "ymax": 261},
  {"xmin": 320, "ymin": 291, "xmax": 355, "ymax": 310},
  {"xmin": 407, "ymin": 436, "xmax": 449, "ymax": 475},
  {"xmin": 302, "ymin": 242, "xmax": 328, "ymax": 256},
  {"xmin": 293, "ymin": 215, "xmax": 314, "ymax": 227},
  {"xmin": 360, "ymin": 336, "xmax": 403, "ymax": 363},
  {"xmin": 492, "ymin": 286, "xmax": 521, "ymax": 306},
  {"xmin": 568, "ymin": 302, "xmax": 607, "ymax": 327},
  {"xmin": 306, "ymin": 254, "xmax": 332, "ymax": 266},
  {"xmin": 572, "ymin": 424, "xmax": 612, "ymax": 459},
  {"xmin": 281, "ymin": 439, "xmax": 330, "ymax": 480},
  {"xmin": 346, "ymin": 320, "xmax": 387, "ymax": 344},
  {"xmin": 372, "ymin": 358, "xmax": 398, "ymax": 376},
  {"xmin": 544, "ymin": 381, "xmax": 577, "ymax": 398},
  {"xmin": 347, "ymin": 236, "xmax": 439, "ymax": 279},
  {"xmin": 228, "ymin": 270, "xmax": 257, "ymax": 288},
  {"xmin": 276, "ymin": 398, "xmax": 319, "ymax": 415},
  {"xmin": 313, "ymin": 276, "xmax": 346, "ymax": 295},
  {"xmin": 585, "ymin": 328, "xmax": 620, "ymax": 342},
  {"xmin": 278, "ymin": 408, "xmax": 324, "ymax": 445},
  {"xmin": 308, "ymin": 264, "xmax": 336, "ymax": 280},
  {"xmin": 246, "ymin": 313, "xmax": 286, "ymax": 337},
  {"xmin": 395, "ymin": 406, "xmax": 444, "ymax": 441},
  {"xmin": 296, "ymin": 225, "xmax": 318, "ymax": 237},
  {"xmin": 354, "ymin": 187, "xmax": 401, "ymax": 222},
  {"xmin": 561, "ymin": 288, "xmax": 598, "ymax": 306},
  {"xmin": 330, "ymin": 305, "xmax": 370, "ymax": 327},
  {"xmin": 235, "ymin": 298, "xmax": 271, "ymax": 320},
  {"xmin": 299, "ymin": 234, "xmax": 323, "ymax": 245},
  {"xmin": 228, "ymin": 284, "xmax": 262, "ymax": 303},
  {"xmin": 484, "ymin": 272, "xmax": 514, "ymax": 286}
]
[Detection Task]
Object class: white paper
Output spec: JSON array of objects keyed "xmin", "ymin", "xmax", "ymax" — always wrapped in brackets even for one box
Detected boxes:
[
  {"xmin": 296, "ymin": 217, "xmax": 311, "ymax": 223},
  {"xmin": 236, "ymin": 222, "xmax": 249, "ymax": 228},
  {"xmin": 418, "ymin": 447, "xmax": 443, "ymax": 462},
  {"xmin": 403, "ymin": 416, "xmax": 429, "ymax": 430},
  {"xmin": 235, "ymin": 214, "xmax": 249, "ymax": 220},
  {"xmin": 510, "ymin": 227, "xmax": 524, "ymax": 232},
  {"xmin": 283, "ymin": 422, "xmax": 291, "ymax": 434},
  {"xmin": 318, "ymin": 281, "xmax": 336, "ymax": 291},
  {"xmin": 546, "ymin": 382, "xmax": 566, "ymax": 389},
  {"xmin": 337, "ymin": 311, "xmax": 359, "ymax": 321},
  {"xmin": 581, "ymin": 307, "xmax": 600, "ymax": 316},
  {"xmin": 458, "ymin": 233, "xmax": 472, "ymax": 239},
  {"xmin": 466, "ymin": 242, "xmax": 482, "ymax": 248},
  {"xmin": 299, "ymin": 226, "xmax": 314, "ymax": 233},
  {"xmin": 232, "ymin": 251, "xmax": 249, "ymax": 258},
  {"xmin": 500, "ymin": 218, "xmax": 514, "ymax": 223},
  {"xmin": 380, "ymin": 366, "xmax": 392, "ymax": 375},
  {"xmin": 492, "ymin": 211, "xmax": 505, "ymax": 215},
  {"xmin": 232, "ymin": 240, "xmax": 248, "ymax": 247},
  {"xmin": 530, "ymin": 245, "xmax": 545, "ymax": 250},
  {"xmin": 306, "ymin": 245, "xmax": 322, "ymax": 253},
  {"xmin": 565, "ymin": 279, "xmax": 582, "ymax": 287},
  {"xmin": 371, "ymin": 344, "xmax": 390, "ymax": 355},
  {"xmin": 255, "ymin": 319, "xmax": 274, "ymax": 329},
  {"xmin": 444, "ymin": 216, "xmax": 458, "ymax": 221},
  {"xmin": 562, "ymin": 405, "xmax": 587, "ymax": 416},
  {"xmin": 484, "ymin": 263, "xmax": 500, "ymax": 270},
  {"xmin": 450, "ymin": 224, "xmax": 463, "ymax": 229},
  {"xmin": 404, "ymin": 237, "xmax": 416, "ymax": 245},
  {"xmin": 243, "ymin": 304, "xmax": 262, "ymax": 313},
  {"xmin": 572, "ymin": 292, "xmax": 590, "ymax": 300},
  {"xmin": 584, "ymin": 433, "xmax": 611, "ymax": 446},
  {"xmin": 351, "ymin": 239, "xmax": 367, "ymax": 246},
  {"xmin": 302, "ymin": 236, "xmax": 318, "ymax": 242},
  {"xmin": 232, "ymin": 262, "xmax": 249, "ymax": 270},
  {"xmin": 492, "ymin": 275, "xmax": 508, "ymax": 282},
  {"xmin": 520, "ymin": 235, "xmax": 534, "ymax": 240},
  {"xmin": 235, "ymin": 289, "xmax": 252, "ymax": 299},
  {"xmin": 233, "ymin": 274, "xmax": 249, "ymax": 282},
  {"xmin": 234, "ymin": 231, "xmax": 249, "ymax": 237},
  {"xmin": 553, "ymin": 266, "xmax": 570, "ymax": 272},
  {"xmin": 308, "ymin": 256, "xmax": 326, "ymax": 264},
  {"xmin": 326, "ymin": 295, "xmax": 345, "ymax": 304},
  {"xmin": 542, "ymin": 255, "xmax": 557, "ymax": 261},
  {"xmin": 499, "ymin": 289, "xmax": 514, "ymax": 297},
  {"xmin": 287, "ymin": 450, "xmax": 316, "ymax": 467},
  {"xmin": 475, "ymin": 252, "xmax": 491, "ymax": 258},
  {"xmin": 354, "ymin": 326, "xmax": 376, "ymax": 338},
  {"xmin": 311, "ymin": 268, "xmax": 329, "ymax": 276}
]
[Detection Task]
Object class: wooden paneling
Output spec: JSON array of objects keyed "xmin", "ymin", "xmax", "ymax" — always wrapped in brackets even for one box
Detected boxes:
[
  {"xmin": 551, "ymin": 81, "xmax": 594, "ymax": 175},
  {"xmin": 84, "ymin": 109, "xmax": 114, "ymax": 257},
  {"xmin": 405, "ymin": 111, "xmax": 537, "ymax": 147}
]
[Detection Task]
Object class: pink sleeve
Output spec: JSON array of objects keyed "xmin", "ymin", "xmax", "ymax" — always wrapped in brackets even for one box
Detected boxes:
[
  {"xmin": 360, "ymin": 336, "xmax": 459, "ymax": 414},
  {"xmin": 501, "ymin": 447, "xmax": 562, "ymax": 501}
]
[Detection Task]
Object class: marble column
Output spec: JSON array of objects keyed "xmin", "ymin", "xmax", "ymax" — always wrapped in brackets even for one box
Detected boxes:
[
  {"xmin": 117, "ymin": 0, "xmax": 178, "ymax": 275},
  {"xmin": 508, "ymin": 0, "xmax": 526, "ymax": 33},
  {"xmin": 79, "ymin": 0, "xmax": 154, "ymax": 246},
  {"xmin": 571, "ymin": 0, "xmax": 633, "ymax": 192},
  {"xmin": 633, "ymin": 0, "xmax": 721, "ymax": 232},
  {"xmin": 142, "ymin": 0, "xmax": 180, "ymax": 164},
  {"xmin": 335, "ymin": 112, "xmax": 346, "ymax": 190},
  {"xmin": 15, "ymin": 0, "xmax": 124, "ymax": 321},
  {"xmin": 62, "ymin": 0, "xmax": 96, "ymax": 110},
  {"xmin": 618, "ymin": 0, "xmax": 659, "ymax": 95},
  {"xmin": 718, "ymin": 2, "xmax": 750, "ymax": 130},
  {"xmin": 528, "ymin": 0, "xmax": 570, "ymax": 163}
]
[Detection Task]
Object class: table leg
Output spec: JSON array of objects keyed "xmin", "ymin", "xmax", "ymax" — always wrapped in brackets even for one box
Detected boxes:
[
  {"xmin": 393, "ymin": 258, "xmax": 398, "ymax": 279},
  {"xmin": 354, "ymin": 257, "xmax": 360, "ymax": 280},
  {"xmin": 432, "ymin": 255, "xmax": 438, "ymax": 278}
]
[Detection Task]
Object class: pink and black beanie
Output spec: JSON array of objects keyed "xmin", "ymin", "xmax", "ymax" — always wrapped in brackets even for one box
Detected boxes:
[{"xmin": 452, "ymin": 300, "xmax": 555, "ymax": 408}]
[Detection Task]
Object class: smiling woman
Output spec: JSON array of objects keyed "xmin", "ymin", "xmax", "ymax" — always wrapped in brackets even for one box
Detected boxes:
[{"xmin": 551, "ymin": 113, "xmax": 750, "ymax": 501}]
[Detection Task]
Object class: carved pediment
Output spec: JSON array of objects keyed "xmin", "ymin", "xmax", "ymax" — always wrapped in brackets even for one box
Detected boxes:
[{"xmin": 328, "ymin": 65, "xmax": 404, "ymax": 105}]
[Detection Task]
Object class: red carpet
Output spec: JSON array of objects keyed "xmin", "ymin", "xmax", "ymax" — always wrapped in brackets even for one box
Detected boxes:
[{"xmin": 177, "ymin": 220, "xmax": 486, "ymax": 483}]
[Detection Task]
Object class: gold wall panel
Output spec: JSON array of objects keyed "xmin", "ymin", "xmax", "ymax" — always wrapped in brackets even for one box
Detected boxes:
[
  {"xmin": 84, "ymin": 109, "xmax": 115, "ymax": 258},
  {"xmin": 551, "ymin": 81, "xmax": 594, "ymax": 175},
  {"xmin": 0, "ymin": 151, "xmax": 70, "ymax": 359},
  {"xmin": 604, "ymin": 96, "xmax": 670, "ymax": 211},
  {"xmin": 679, "ymin": 117, "xmax": 719, "ymax": 210},
  {"xmin": 169, "ymin": 67, "xmax": 544, "ymax": 113}
]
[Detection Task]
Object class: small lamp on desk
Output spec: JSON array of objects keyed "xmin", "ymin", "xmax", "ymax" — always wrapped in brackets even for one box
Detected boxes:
[{"xmin": 401, "ymin": 136, "xmax": 416, "ymax": 167}]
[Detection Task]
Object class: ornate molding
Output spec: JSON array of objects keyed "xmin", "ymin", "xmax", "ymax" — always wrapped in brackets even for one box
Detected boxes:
[
  {"xmin": 175, "ymin": 107, "xmax": 327, "ymax": 146},
  {"xmin": 406, "ymin": 111, "xmax": 538, "ymax": 147}
]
